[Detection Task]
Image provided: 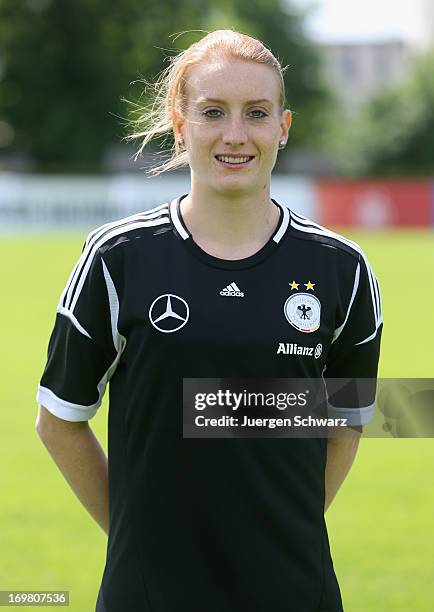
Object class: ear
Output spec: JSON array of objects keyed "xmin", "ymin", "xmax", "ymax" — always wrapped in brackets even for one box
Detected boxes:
[
  {"xmin": 173, "ymin": 108, "xmax": 184, "ymax": 143},
  {"xmin": 280, "ymin": 109, "xmax": 292, "ymax": 141}
]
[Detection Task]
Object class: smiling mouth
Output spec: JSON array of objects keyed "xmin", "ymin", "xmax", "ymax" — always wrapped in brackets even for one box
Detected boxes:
[{"xmin": 215, "ymin": 155, "xmax": 255, "ymax": 167}]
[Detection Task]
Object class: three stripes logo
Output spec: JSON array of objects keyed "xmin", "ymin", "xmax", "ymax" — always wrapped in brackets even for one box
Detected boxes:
[{"xmin": 220, "ymin": 282, "xmax": 244, "ymax": 297}]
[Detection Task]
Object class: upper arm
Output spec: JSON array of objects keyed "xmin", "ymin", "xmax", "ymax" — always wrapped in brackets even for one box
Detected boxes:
[
  {"xmin": 324, "ymin": 252, "xmax": 383, "ymax": 427},
  {"xmin": 36, "ymin": 235, "xmax": 123, "ymax": 423}
]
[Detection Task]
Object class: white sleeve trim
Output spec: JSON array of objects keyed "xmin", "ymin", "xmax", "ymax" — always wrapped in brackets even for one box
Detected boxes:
[
  {"xmin": 327, "ymin": 401, "xmax": 376, "ymax": 426},
  {"xmin": 37, "ymin": 385, "xmax": 100, "ymax": 421},
  {"xmin": 37, "ymin": 335, "xmax": 124, "ymax": 422}
]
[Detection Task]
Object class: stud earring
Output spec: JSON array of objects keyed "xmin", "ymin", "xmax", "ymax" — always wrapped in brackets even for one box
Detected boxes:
[
  {"xmin": 178, "ymin": 136, "xmax": 184, "ymax": 148},
  {"xmin": 278, "ymin": 140, "xmax": 286, "ymax": 150}
]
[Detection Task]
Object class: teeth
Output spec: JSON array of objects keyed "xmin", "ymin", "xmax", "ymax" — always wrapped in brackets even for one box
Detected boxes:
[{"xmin": 217, "ymin": 156, "xmax": 251, "ymax": 164}]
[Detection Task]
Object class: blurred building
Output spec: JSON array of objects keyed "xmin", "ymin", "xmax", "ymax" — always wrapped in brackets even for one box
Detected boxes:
[
  {"xmin": 420, "ymin": 0, "xmax": 434, "ymax": 48},
  {"xmin": 316, "ymin": 39, "xmax": 411, "ymax": 115}
]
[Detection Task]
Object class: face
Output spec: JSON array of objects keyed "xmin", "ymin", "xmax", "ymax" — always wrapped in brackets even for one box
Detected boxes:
[{"xmin": 174, "ymin": 58, "xmax": 292, "ymax": 196}]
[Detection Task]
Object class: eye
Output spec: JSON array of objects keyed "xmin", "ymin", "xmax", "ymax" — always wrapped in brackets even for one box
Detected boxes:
[
  {"xmin": 202, "ymin": 109, "xmax": 222, "ymax": 118},
  {"xmin": 249, "ymin": 109, "xmax": 268, "ymax": 118}
]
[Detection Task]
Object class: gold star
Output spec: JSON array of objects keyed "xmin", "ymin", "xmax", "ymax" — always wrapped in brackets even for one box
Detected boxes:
[
  {"xmin": 305, "ymin": 281, "xmax": 315, "ymax": 291},
  {"xmin": 289, "ymin": 280, "xmax": 299, "ymax": 290}
]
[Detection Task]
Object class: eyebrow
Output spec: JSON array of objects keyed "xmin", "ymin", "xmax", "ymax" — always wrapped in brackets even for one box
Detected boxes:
[{"xmin": 195, "ymin": 97, "xmax": 274, "ymax": 106}]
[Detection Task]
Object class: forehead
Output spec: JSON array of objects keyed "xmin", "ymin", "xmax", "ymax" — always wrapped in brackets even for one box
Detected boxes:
[{"xmin": 185, "ymin": 59, "xmax": 280, "ymax": 106}]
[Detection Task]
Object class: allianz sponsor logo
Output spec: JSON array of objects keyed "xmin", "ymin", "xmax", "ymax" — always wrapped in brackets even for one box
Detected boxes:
[{"xmin": 277, "ymin": 342, "xmax": 323, "ymax": 359}]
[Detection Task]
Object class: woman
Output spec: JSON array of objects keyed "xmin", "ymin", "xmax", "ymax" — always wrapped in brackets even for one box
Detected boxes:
[{"xmin": 36, "ymin": 30, "xmax": 383, "ymax": 612}]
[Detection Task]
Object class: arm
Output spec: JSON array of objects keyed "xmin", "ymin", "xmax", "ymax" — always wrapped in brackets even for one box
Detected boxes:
[
  {"xmin": 36, "ymin": 405, "xmax": 109, "ymax": 535},
  {"xmin": 324, "ymin": 426, "xmax": 362, "ymax": 513},
  {"xmin": 323, "ymin": 253, "xmax": 382, "ymax": 511},
  {"xmin": 35, "ymin": 245, "xmax": 121, "ymax": 535}
]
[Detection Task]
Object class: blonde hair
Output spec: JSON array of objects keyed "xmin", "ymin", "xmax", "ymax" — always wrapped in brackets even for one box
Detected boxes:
[{"xmin": 124, "ymin": 29, "xmax": 288, "ymax": 176}]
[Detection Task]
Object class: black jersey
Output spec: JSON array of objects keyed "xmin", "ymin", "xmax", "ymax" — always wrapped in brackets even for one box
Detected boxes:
[{"xmin": 37, "ymin": 195, "xmax": 383, "ymax": 612}]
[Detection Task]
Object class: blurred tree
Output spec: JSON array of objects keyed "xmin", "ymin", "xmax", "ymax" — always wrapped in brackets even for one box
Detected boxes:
[
  {"xmin": 0, "ymin": 0, "xmax": 329, "ymax": 171},
  {"xmin": 318, "ymin": 50, "xmax": 434, "ymax": 177}
]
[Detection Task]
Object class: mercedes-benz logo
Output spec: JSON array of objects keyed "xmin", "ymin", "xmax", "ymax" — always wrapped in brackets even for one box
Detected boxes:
[{"xmin": 148, "ymin": 294, "xmax": 189, "ymax": 333}]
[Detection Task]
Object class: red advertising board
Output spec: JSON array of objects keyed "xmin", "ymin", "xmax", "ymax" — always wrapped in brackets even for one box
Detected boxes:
[{"xmin": 316, "ymin": 180, "xmax": 432, "ymax": 227}]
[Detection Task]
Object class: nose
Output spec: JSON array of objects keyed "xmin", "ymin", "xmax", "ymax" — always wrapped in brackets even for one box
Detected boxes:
[{"xmin": 222, "ymin": 115, "xmax": 248, "ymax": 147}]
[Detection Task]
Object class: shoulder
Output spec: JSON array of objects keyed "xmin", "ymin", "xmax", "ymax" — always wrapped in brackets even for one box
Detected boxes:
[
  {"xmin": 288, "ymin": 208, "xmax": 374, "ymax": 272},
  {"xmin": 83, "ymin": 202, "xmax": 171, "ymax": 257},
  {"xmin": 287, "ymin": 208, "xmax": 382, "ymax": 326}
]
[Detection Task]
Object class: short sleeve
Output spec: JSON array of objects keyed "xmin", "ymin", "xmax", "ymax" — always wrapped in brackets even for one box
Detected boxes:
[
  {"xmin": 324, "ymin": 253, "xmax": 383, "ymax": 426},
  {"xmin": 36, "ymin": 236, "xmax": 123, "ymax": 421}
]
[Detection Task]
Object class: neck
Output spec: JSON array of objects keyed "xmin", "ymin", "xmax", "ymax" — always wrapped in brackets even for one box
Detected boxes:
[{"xmin": 179, "ymin": 181, "xmax": 280, "ymax": 258}]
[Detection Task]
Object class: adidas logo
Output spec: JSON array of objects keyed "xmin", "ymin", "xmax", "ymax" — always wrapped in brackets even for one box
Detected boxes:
[{"xmin": 220, "ymin": 282, "xmax": 244, "ymax": 297}]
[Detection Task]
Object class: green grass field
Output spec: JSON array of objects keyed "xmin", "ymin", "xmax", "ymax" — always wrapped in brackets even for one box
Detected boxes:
[{"xmin": 0, "ymin": 229, "xmax": 433, "ymax": 611}]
